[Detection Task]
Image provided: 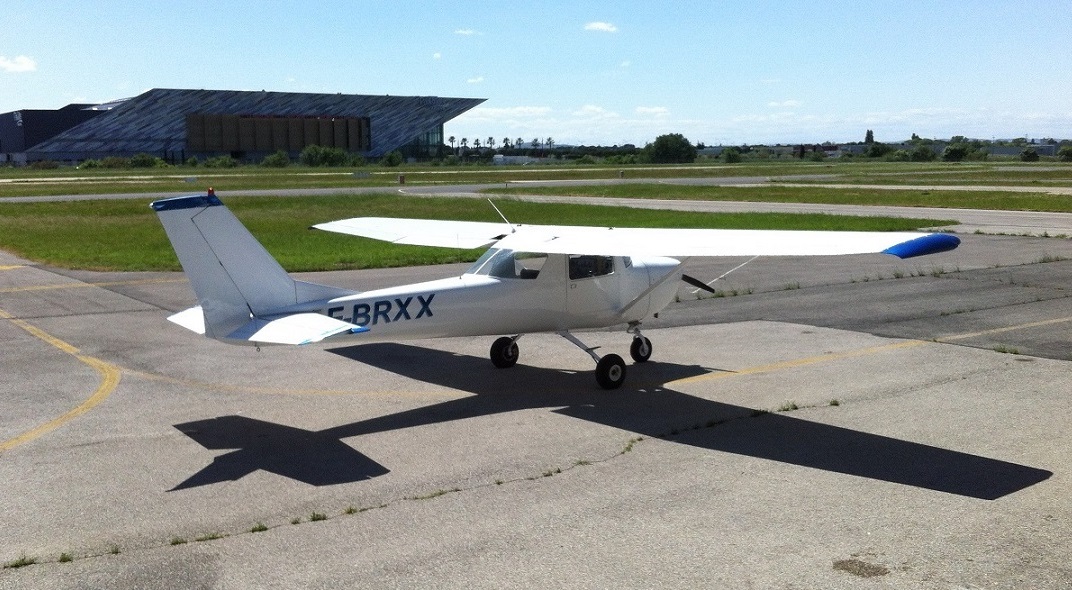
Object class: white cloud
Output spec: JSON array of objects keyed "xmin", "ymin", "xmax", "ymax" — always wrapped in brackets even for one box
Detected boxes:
[
  {"xmin": 454, "ymin": 29, "xmax": 478, "ymax": 36},
  {"xmin": 584, "ymin": 22, "xmax": 617, "ymax": 33},
  {"xmin": 467, "ymin": 76, "xmax": 485, "ymax": 84},
  {"xmin": 619, "ymin": 60, "xmax": 631, "ymax": 68},
  {"xmin": 0, "ymin": 55, "xmax": 37, "ymax": 73},
  {"xmin": 433, "ymin": 52, "xmax": 442, "ymax": 60},
  {"xmin": 636, "ymin": 106, "xmax": 669, "ymax": 117}
]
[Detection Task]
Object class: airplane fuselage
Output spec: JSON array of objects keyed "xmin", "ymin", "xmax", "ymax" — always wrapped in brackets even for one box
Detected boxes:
[{"xmin": 297, "ymin": 252, "xmax": 683, "ymax": 342}]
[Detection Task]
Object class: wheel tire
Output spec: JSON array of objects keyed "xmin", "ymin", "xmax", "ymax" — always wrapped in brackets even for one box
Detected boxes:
[
  {"xmin": 629, "ymin": 337, "xmax": 652, "ymax": 363},
  {"xmin": 595, "ymin": 354, "xmax": 627, "ymax": 390},
  {"xmin": 490, "ymin": 337, "xmax": 519, "ymax": 368}
]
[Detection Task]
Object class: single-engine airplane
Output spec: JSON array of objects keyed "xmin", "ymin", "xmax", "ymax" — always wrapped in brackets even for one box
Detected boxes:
[{"xmin": 152, "ymin": 190, "xmax": 959, "ymax": 389}]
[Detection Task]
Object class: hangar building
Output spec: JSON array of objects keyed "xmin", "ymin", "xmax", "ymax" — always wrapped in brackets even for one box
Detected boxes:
[{"xmin": 1, "ymin": 88, "xmax": 485, "ymax": 164}]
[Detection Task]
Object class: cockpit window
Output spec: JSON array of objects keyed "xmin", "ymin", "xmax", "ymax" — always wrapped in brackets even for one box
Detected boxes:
[
  {"xmin": 568, "ymin": 255, "xmax": 614, "ymax": 280},
  {"xmin": 467, "ymin": 249, "xmax": 547, "ymax": 279}
]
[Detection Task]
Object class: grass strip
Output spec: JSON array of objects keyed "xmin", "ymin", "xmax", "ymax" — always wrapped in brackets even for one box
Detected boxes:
[
  {"xmin": 0, "ymin": 193, "xmax": 954, "ymax": 272},
  {"xmin": 483, "ymin": 183, "xmax": 1072, "ymax": 212}
]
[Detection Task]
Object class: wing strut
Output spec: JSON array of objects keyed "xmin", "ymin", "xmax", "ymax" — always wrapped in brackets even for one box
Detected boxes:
[
  {"xmin": 687, "ymin": 255, "xmax": 760, "ymax": 295},
  {"xmin": 487, "ymin": 199, "xmax": 515, "ymax": 234}
]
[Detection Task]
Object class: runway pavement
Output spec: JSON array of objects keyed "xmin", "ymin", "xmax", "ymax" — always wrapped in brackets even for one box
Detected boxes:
[{"xmin": 2, "ymin": 226, "xmax": 1071, "ymax": 588}]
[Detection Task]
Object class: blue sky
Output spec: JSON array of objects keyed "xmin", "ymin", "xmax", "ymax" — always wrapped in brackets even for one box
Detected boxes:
[{"xmin": 3, "ymin": 1, "xmax": 1070, "ymax": 146}]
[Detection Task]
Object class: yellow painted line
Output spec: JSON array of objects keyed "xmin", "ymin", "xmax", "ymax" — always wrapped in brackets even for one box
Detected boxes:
[
  {"xmin": 0, "ymin": 265, "xmax": 26, "ymax": 271},
  {"xmin": 937, "ymin": 315, "xmax": 1072, "ymax": 342},
  {"xmin": 125, "ymin": 367, "xmax": 440, "ymax": 398},
  {"xmin": 0, "ymin": 308, "xmax": 121, "ymax": 452},
  {"xmin": 668, "ymin": 340, "xmax": 925, "ymax": 387},
  {"xmin": 670, "ymin": 315, "xmax": 1072, "ymax": 388},
  {"xmin": 0, "ymin": 277, "xmax": 185, "ymax": 294}
]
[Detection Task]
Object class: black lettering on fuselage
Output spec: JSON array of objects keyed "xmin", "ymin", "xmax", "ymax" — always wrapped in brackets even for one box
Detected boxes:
[
  {"xmin": 326, "ymin": 293, "xmax": 434, "ymax": 327},
  {"xmin": 416, "ymin": 294, "xmax": 434, "ymax": 318},
  {"xmin": 392, "ymin": 297, "xmax": 412, "ymax": 321}
]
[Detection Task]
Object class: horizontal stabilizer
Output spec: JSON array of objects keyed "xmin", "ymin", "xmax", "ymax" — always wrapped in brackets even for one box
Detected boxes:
[
  {"xmin": 882, "ymin": 233, "xmax": 961, "ymax": 259},
  {"xmin": 168, "ymin": 306, "xmax": 206, "ymax": 335},
  {"xmin": 227, "ymin": 313, "xmax": 368, "ymax": 345}
]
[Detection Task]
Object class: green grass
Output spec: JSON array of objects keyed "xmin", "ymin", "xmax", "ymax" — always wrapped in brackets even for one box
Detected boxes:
[
  {"xmin": 484, "ymin": 183, "xmax": 1072, "ymax": 212},
  {"xmin": 3, "ymin": 160, "xmax": 1068, "ymax": 199},
  {"xmin": 0, "ymin": 193, "xmax": 954, "ymax": 272}
]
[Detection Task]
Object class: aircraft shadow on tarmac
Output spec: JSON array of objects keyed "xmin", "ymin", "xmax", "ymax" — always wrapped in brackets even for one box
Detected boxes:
[{"xmin": 171, "ymin": 343, "xmax": 1052, "ymax": 500}]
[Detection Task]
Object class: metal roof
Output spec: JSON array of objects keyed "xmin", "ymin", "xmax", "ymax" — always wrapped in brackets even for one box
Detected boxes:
[{"xmin": 29, "ymin": 88, "xmax": 484, "ymax": 158}]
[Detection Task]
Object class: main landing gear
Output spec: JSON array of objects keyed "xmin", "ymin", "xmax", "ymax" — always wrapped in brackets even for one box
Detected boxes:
[{"xmin": 487, "ymin": 323, "xmax": 654, "ymax": 390}]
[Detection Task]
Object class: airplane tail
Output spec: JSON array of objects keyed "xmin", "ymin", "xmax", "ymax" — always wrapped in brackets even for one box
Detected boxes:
[{"xmin": 151, "ymin": 192, "xmax": 361, "ymax": 345}]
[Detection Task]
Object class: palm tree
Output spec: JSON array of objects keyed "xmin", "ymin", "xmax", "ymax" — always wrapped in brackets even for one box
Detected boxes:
[
  {"xmin": 502, "ymin": 137, "xmax": 512, "ymax": 151},
  {"xmin": 448, "ymin": 135, "xmax": 456, "ymax": 155},
  {"xmin": 487, "ymin": 137, "xmax": 496, "ymax": 152}
]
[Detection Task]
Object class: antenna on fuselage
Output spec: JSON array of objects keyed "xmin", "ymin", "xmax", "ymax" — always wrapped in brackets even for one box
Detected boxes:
[{"xmin": 487, "ymin": 199, "xmax": 516, "ymax": 233}]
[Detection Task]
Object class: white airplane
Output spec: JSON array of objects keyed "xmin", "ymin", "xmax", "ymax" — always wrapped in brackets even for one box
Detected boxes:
[{"xmin": 152, "ymin": 190, "xmax": 959, "ymax": 389}]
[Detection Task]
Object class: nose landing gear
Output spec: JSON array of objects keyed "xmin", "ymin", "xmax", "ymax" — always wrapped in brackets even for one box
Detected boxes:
[{"xmin": 488, "ymin": 325, "xmax": 652, "ymax": 390}]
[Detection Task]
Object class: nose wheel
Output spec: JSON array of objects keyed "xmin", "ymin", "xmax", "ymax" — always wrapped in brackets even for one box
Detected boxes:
[{"xmin": 629, "ymin": 336, "xmax": 652, "ymax": 363}]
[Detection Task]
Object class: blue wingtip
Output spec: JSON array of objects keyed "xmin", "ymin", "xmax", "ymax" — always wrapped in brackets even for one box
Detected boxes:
[
  {"xmin": 883, "ymin": 234, "xmax": 961, "ymax": 259},
  {"xmin": 150, "ymin": 193, "xmax": 223, "ymax": 212}
]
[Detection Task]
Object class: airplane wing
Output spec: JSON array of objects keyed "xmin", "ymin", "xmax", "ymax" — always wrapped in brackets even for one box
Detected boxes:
[
  {"xmin": 312, "ymin": 217, "xmax": 516, "ymax": 249},
  {"xmin": 315, "ymin": 218, "xmax": 959, "ymax": 259}
]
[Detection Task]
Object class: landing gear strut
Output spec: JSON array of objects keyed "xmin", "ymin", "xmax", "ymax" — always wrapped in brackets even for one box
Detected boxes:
[{"xmin": 559, "ymin": 331, "xmax": 627, "ymax": 390}]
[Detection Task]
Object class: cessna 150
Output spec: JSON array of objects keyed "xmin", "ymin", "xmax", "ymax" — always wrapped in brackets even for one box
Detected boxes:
[{"xmin": 152, "ymin": 191, "xmax": 959, "ymax": 389}]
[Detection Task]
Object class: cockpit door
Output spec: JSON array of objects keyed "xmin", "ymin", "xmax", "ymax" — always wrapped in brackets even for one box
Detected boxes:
[{"xmin": 565, "ymin": 254, "xmax": 623, "ymax": 326}]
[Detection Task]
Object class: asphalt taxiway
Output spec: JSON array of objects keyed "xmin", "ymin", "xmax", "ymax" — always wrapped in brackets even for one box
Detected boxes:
[{"xmin": 1, "ymin": 230, "xmax": 1071, "ymax": 589}]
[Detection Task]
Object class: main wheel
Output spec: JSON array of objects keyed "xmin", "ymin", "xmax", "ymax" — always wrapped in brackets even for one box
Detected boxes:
[
  {"xmin": 595, "ymin": 354, "xmax": 627, "ymax": 390},
  {"xmin": 490, "ymin": 337, "xmax": 519, "ymax": 368},
  {"xmin": 629, "ymin": 336, "xmax": 652, "ymax": 363}
]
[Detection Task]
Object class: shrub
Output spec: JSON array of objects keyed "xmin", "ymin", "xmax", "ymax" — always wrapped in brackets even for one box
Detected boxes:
[
  {"xmin": 185, "ymin": 156, "xmax": 200, "ymax": 167},
  {"xmin": 100, "ymin": 156, "xmax": 129, "ymax": 168},
  {"xmin": 261, "ymin": 150, "xmax": 291, "ymax": 167},
  {"xmin": 380, "ymin": 150, "xmax": 404, "ymax": 167},
  {"xmin": 299, "ymin": 145, "xmax": 349, "ymax": 167},
  {"xmin": 1020, "ymin": 148, "xmax": 1040, "ymax": 162},
  {"xmin": 130, "ymin": 153, "xmax": 165, "ymax": 168},
  {"xmin": 203, "ymin": 155, "xmax": 238, "ymax": 168},
  {"xmin": 29, "ymin": 160, "xmax": 60, "ymax": 169},
  {"xmin": 722, "ymin": 147, "xmax": 742, "ymax": 163},
  {"xmin": 910, "ymin": 145, "xmax": 936, "ymax": 162},
  {"xmin": 1058, "ymin": 146, "xmax": 1072, "ymax": 162},
  {"xmin": 78, "ymin": 159, "xmax": 102, "ymax": 169}
]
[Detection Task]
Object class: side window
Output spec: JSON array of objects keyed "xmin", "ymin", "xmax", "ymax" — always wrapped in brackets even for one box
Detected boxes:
[
  {"xmin": 469, "ymin": 249, "xmax": 548, "ymax": 279},
  {"xmin": 514, "ymin": 252, "xmax": 547, "ymax": 279},
  {"xmin": 568, "ymin": 255, "xmax": 614, "ymax": 280}
]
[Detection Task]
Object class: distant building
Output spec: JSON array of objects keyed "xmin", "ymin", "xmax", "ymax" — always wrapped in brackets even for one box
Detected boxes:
[
  {"xmin": 0, "ymin": 104, "xmax": 106, "ymax": 164},
  {"xmin": 1, "ymin": 88, "xmax": 485, "ymax": 165}
]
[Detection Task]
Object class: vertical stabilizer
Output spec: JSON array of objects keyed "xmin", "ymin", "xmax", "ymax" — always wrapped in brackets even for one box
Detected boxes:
[{"xmin": 151, "ymin": 193, "xmax": 352, "ymax": 342}]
